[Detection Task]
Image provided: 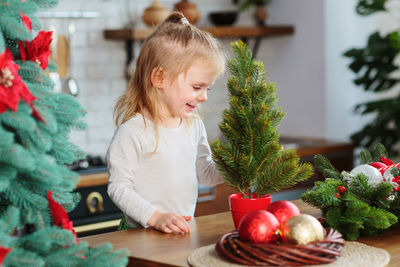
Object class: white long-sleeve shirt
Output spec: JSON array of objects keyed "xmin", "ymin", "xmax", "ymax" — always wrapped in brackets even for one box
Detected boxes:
[{"xmin": 107, "ymin": 114, "xmax": 224, "ymax": 228}]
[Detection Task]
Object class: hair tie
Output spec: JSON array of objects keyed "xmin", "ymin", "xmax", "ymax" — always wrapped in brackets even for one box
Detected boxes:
[{"xmin": 181, "ymin": 17, "xmax": 189, "ymax": 25}]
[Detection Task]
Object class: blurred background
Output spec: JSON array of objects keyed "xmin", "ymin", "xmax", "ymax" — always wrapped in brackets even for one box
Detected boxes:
[{"xmin": 37, "ymin": 0, "xmax": 399, "ymax": 158}]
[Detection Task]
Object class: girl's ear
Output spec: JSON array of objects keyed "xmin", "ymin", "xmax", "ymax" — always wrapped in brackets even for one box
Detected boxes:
[{"xmin": 150, "ymin": 67, "xmax": 166, "ymax": 89}]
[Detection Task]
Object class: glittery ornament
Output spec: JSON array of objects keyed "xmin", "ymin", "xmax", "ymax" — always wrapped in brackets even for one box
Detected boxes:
[
  {"xmin": 281, "ymin": 214, "xmax": 325, "ymax": 245},
  {"xmin": 350, "ymin": 164, "xmax": 383, "ymax": 187}
]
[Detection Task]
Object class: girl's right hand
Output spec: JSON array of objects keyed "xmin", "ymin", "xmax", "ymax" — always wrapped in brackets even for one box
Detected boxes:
[{"xmin": 147, "ymin": 210, "xmax": 191, "ymax": 234}]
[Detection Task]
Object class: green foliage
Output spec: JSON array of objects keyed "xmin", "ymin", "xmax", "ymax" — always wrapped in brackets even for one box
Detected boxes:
[
  {"xmin": 2, "ymin": 227, "xmax": 129, "ymax": 267},
  {"xmin": 237, "ymin": 0, "xmax": 271, "ymax": 12},
  {"xmin": 313, "ymin": 154, "xmax": 342, "ymax": 180},
  {"xmin": 344, "ymin": 32, "xmax": 399, "ymax": 93},
  {"xmin": 0, "ymin": 0, "xmax": 128, "ymax": 265},
  {"xmin": 344, "ymin": 1, "xmax": 400, "ymax": 156},
  {"xmin": 211, "ymin": 40, "xmax": 313, "ymax": 197},
  {"xmin": 301, "ymin": 144, "xmax": 399, "ymax": 240},
  {"xmin": 356, "ymin": 0, "xmax": 387, "ymax": 15},
  {"xmin": 359, "ymin": 142, "xmax": 388, "ymax": 164}
]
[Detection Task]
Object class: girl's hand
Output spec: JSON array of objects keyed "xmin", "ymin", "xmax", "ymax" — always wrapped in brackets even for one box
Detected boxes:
[{"xmin": 147, "ymin": 210, "xmax": 192, "ymax": 234}]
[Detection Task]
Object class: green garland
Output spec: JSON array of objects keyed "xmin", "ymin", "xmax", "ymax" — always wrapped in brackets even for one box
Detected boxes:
[{"xmin": 301, "ymin": 144, "xmax": 400, "ymax": 240}]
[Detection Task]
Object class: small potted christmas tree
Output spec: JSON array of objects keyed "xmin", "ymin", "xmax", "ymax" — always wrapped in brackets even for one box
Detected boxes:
[{"xmin": 210, "ymin": 40, "xmax": 313, "ymax": 228}]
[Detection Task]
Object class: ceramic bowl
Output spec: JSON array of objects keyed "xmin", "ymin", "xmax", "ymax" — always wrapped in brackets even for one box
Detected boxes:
[{"xmin": 208, "ymin": 11, "xmax": 238, "ymax": 26}]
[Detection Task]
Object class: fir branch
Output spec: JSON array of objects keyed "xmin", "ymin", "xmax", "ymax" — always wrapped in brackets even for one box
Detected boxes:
[
  {"xmin": 227, "ymin": 77, "xmax": 243, "ymax": 96},
  {"xmin": 347, "ymin": 173, "xmax": 376, "ymax": 204},
  {"xmin": 371, "ymin": 143, "xmax": 389, "ymax": 161},
  {"xmin": 224, "ymin": 113, "xmax": 244, "ymax": 136},
  {"xmin": 371, "ymin": 182, "xmax": 393, "ymax": 206},
  {"xmin": 390, "ymin": 196, "xmax": 400, "ymax": 216},
  {"xmin": 0, "ymin": 144, "xmax": 36, "ymax": 172},
  {"xmin": 3, "ymin": 248, "xmax": 44, "ymax": 267},
  {"xmin": 0, "ymin": 206, "xmax": 19, "ymax": 234},
  {"xmin": 267, "ymin": 108, "xmax": 286, "ymax": 128},
  {"xmin": 254, "ymin": 105, "xmax": 267, "ymax": 124},
  {"xmin": 313, "ymin": 154, "xmax": 342, "ymax": 180},
  {"xmin": 20, "ymin": 227, "xmax": 75, "ymax": 255},
  {"xmin": 4, "ymin": 181, "xmax": 47, "ymax": 210},
  {"xmin": 325, "ymin": 207, "xmax": 351, "ymax": 238},
  {"xmin": 359, "ymin": 149, "xmax": 373, "ymax": 164},
  {"xmin": 256, "ymin": 143, "xmax": 278, "ymax": 172}
]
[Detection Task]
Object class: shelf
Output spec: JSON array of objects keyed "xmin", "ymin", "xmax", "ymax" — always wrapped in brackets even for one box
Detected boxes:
[
  {"xmin": 104, "ymin": 25, "xmax": 294, "ymax": 78},
  {"xmin": 104, "ymin": 25, "xmax": 294, "ymax": 41}
]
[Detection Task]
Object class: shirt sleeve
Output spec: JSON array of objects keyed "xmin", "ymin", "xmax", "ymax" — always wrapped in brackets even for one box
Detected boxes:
[
  {"xmin": 195, "ymin": 119, "xmax": 225, "ymax": 186},
  {"xmin": 107, "ymin": 123, "xmax": 157, "ymax": 227}
]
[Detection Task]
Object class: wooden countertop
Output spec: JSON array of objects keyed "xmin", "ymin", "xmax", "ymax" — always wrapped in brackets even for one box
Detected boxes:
[
  {"xmin": 76, "ymin": 172, "xmax": 108, "ymax": 188},
  {"xmin": 80, "ymin": 200, "xmax": 398, "ymax": 267}
]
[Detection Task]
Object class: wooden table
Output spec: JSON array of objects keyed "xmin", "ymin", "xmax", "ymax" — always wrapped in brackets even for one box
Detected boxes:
[{"xmin": 80, "ymin": 200, "xmax": 399, "ymax": 266}]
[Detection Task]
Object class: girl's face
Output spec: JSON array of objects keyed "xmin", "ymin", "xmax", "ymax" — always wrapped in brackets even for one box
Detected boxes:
[{"xmin": 158, "ymin": 59, "xmax": 219, "ymax": 126}]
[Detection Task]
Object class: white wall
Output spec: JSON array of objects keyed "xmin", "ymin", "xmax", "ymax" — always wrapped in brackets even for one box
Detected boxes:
[
  {"xmin": 324, "ymin": 0, "xmax": 397, "ymax": 141},
  {"xmin": 261, "ymin": 0, "xmax": 325, "ymax": 139},
  {"xmin": 39, "ymin": 0, "xmax": 394, "ymax": 157}
]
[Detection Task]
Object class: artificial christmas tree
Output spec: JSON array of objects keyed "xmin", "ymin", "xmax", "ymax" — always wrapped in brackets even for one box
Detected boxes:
[
  {"xmin": 210, "ymin": 40, "xmax": 313, "ymax": 226},
  {"xmin": 0, "ymin": 1, "xmax": 128, "ymax": 266}
]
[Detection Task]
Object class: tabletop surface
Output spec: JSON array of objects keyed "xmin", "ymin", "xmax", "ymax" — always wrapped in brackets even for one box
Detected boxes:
[{"xmin": 80, "ymin": 200, "xmax": 399, "ymax": 267}]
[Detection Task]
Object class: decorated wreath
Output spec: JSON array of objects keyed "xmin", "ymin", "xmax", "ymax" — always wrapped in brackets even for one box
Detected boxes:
[{"xmin": 301, "ymin": 144, "xmax": 400, "ymax": 240}]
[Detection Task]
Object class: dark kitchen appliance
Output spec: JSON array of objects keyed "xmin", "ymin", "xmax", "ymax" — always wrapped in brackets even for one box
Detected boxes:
[{"xmin": 68, "ymin": 156, "xmax": 121, "ymax": 237}]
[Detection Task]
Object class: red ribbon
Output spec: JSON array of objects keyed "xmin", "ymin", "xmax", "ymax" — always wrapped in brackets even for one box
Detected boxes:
[
  {"xmin": 378, "ymin": 163, "xmax": 400, "ymax": 174},
  {"xmin": 369, "ymin": 155, "xmax": 400, "ymax": 191}
]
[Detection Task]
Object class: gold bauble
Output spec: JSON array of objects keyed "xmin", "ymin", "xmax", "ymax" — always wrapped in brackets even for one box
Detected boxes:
[{"xmin": 283, "ymin": 214, "xmax": 325, "ymax": 245}]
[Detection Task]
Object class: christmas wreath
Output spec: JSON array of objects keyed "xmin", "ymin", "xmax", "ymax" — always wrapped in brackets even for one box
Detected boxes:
[{"xmin": 301, "ymin": 144, "xmax": 400, "ymax": 240}]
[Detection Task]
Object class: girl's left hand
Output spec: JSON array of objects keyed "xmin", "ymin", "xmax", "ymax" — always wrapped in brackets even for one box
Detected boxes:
[{"xmin": 147, "ymin": 210, "xmax": 191, "ymax": 234}]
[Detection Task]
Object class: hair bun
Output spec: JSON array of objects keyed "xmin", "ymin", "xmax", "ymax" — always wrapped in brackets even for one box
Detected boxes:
[{"xmin": 164, "ymin": 11, "xmax": 189, "ymax": 25}]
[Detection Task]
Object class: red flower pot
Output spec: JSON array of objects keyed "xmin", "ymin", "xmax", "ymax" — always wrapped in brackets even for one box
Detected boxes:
[{"xmin": 229, "ymin": 193, "xmax": 272, "ymax": 229}]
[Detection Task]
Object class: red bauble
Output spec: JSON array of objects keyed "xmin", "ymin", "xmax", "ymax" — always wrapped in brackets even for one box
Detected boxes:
[
  {"xmin": 238, "ymin": 210, "xmax": 279, "ymax": 244},
  {"xmin": 266, "ymin": 200, "xmax": 301, "ymax": 226},
  {"xmin": 369, "ymin": 162, "xmax": 387, "ymax": 171}
]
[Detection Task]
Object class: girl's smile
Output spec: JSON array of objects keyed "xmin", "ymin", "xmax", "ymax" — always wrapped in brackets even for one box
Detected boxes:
[{"xmin": 157, "ymin": 59, "xmax": 218, "ymax": 127}]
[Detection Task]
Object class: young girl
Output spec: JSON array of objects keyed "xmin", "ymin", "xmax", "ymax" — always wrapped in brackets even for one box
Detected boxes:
[{"xmin": 107, "ymin": 12, "xmax": 226, "ymax": 234}]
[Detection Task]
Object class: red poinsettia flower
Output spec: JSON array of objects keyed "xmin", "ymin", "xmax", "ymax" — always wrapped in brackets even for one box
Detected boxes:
[
  {"xmin": 0, "ymin": 49, "xmax": 44, "ymax": 122},
  {"xmin": 0, "ymin": 246, "xmax": 11, "ymax": 265},
  {"xmin": 19, "ymin": 30, "xmax": 53, "ymax": 70},
  {"xmin": 20, "ymin": 11, "xmax": 32, "ymax": 32},
  {"xmin": 47, "ymin": 191, "xmax": 78, "ymax": 241}
]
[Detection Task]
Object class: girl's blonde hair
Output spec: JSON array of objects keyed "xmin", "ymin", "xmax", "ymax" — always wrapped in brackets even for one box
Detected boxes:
[{"xmin": 113, "ymin": 11, "xmax": 225, "ymax": 127}]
